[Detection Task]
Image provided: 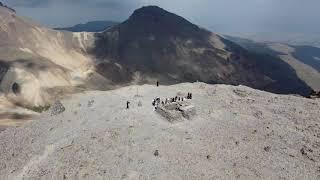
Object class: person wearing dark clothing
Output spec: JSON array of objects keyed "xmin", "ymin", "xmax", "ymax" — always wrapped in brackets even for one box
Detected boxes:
[
  {"xmin": 126, "ymin": 101, "xmax": 130, "ymax": 109},
  {"xmin": 156, "ymin": 81, "xmax": 159, "ymax": 87},
  {"xmin": 156, "ymin": 98, "xmax": 160, "ymax": 105}
]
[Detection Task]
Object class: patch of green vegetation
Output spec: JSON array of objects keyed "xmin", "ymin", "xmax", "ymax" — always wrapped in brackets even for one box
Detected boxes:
[{"xmin": 27, "ymin": 105, "xmax": 51, "ymax": 113}]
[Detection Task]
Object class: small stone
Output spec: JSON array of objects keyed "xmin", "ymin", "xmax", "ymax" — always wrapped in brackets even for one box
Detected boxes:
[
  {"xmin": 206, "ymin": 155, "xmax": 211, "ymax": 160},
  {"xmin": 264, "ymin": 146, "xmax": 271, "ymax": 152},
  {"xmin": 253, "ymin": 130, "xmax": 257, "ymax": 134},
  {"xmin": 88, "ymin": 100, "xmax": 94, "ymax": 107}
]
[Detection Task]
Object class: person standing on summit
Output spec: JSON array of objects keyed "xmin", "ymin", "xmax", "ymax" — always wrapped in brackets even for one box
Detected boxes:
[
  {"xmin": 156, "ymin": 81, "xmax": 159, "ymax": 87},
  {"xmin": 126, "ymin": 101, "xmax": 130, "ymax": 109}
]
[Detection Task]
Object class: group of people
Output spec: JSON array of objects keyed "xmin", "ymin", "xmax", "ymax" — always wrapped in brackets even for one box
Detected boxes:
[
  {"xmin": 187, "ymin": 92, "xmax": 193, "ymax": 100},
  {"xmin": 151, "ymin": 92, "xmax": 193, "ymax": 110},
  {"xmin": 126, "ymin": 81, "xmax": 194, "ymax": 110}
]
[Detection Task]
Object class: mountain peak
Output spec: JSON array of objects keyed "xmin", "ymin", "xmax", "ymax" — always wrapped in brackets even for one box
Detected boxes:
[
  {"xmin": 123, "ymin": 6, "xmax": 201, "ymax": 37},
  {"xmin": 131, "ymin": 5, "xmax": 168, "ymax": 16},
  {"xmin": 129, "ymin": 5, "xmax": 180, "ymax": 22}
]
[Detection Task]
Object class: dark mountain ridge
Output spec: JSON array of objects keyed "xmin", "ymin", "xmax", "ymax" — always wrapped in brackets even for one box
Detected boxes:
[
  {"xmin": 91, "ymin": 6, "xmax": 311, "ymax": 95},
  {"xmin": 54, "ymin": 20, "xmax": 118, "ymax": 32},
  {"xmin": 0, "ymin": 1, "xmax": 15, "ymax": 12}
]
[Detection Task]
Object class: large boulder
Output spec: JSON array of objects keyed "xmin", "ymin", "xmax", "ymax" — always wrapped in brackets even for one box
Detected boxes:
[{"xmin": 156, "ymin": 101, "xmax": 196, "ymax": 122}]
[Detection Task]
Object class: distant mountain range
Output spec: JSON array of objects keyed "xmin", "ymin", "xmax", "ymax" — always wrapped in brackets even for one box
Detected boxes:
[
  {"xmin": 225, "ymin": 35, "xmax": 320, "ymax": 91},
  {"xmin": 54, "ymin": 20, "xmax": 118, "ymax": 32},
  {"xmin": 0, "ymin": 1, "xmax": 15, "ymax": 12},
  {"xmin": 225, "ymin": 32, "xmax": 320, "ymax": 48}
]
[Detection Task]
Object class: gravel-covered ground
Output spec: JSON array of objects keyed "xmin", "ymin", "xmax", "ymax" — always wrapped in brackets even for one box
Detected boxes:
[{"xmin": 0, "ymin": 83, "xmax": 319, "ymax": 179}]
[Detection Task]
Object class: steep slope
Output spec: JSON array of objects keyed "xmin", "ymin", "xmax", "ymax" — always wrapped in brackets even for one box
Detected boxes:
[
  {"xmin": 269, "ymin": 44, "xmax": 320, "ymax": 91},
  {"xmin": 226, "ymin": 35, "xmax": 320, "ymax": 91},
  {"xmin": 292, "ymin": 45, "xmax": 320, "ymax": 72},
  {"xmin": 0, "ymin": 5, "xmax": 109, "ymax": 106},
  {"xmin": 54, "ymin": 20, "xmax": 119, "ymax": 32},
  {"xmin": 92, "ymin": 6, "xmax": 311, "ymax": 95},
  {"xmin": 0, "ymin": 83, "xmax": 319, "ymax": 179}
]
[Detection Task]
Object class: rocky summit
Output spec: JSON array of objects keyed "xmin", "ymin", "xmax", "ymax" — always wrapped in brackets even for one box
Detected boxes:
[{"xmin": 0, "ymin": 83, "xmax": 319, "ymax": 179}]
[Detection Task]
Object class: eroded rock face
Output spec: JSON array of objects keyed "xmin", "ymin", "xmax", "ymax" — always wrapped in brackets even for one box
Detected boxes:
[
  {"xmin": 50, "ymin": 101, "xmax": 65, "ymax": 116},
  {"xmin": 0, "ymin": 61, "xmax": 9, "ymax": 84}
]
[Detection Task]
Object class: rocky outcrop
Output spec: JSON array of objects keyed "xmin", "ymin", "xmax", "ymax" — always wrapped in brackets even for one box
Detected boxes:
[
  {"xmin": 156, "ymin": 101, "xmax": 196, "ymax": 122},
  {"xmin": 308, "ymin": 90, "xmax": 320, "ymax": 99},
  {"xmin": 49, "ymin": 101, "xmax": 65, "ymax": 116}
]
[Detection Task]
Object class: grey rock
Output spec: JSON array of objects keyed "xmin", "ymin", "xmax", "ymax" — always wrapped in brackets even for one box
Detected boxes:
[
  {"xmin": 50, "ymin": 101, "xmax": 65, "ymax": 116},
  {"xmin": 88, "ymin": 100, "xmax": 94, "ymax": 107}
]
